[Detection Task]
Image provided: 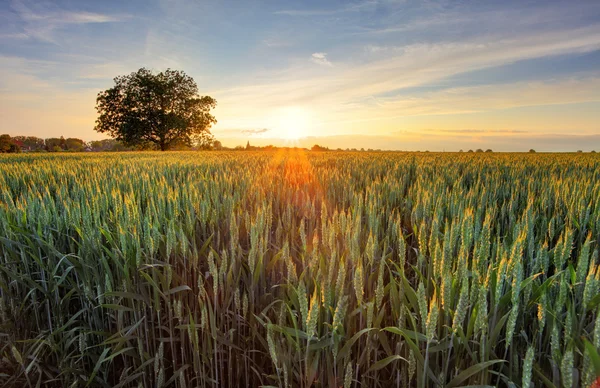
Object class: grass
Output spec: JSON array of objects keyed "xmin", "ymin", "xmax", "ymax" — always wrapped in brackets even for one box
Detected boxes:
[{"xmin": 0, "ymin": 150, "xmax": 599, "ymax": 387}]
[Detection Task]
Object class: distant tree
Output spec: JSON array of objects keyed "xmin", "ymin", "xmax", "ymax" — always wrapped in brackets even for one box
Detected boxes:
[
  {"xmin": 476, "ymin": 149, "xmax": 484, "ymax": 153},
  {"xmin": 311, "ymin": 144, "xmax": 329, "ymax": 151},
  {"xmin": 485, "ymin": 149, "xmax": 493, "ymax": 153},
  {"xmin": 529, "ymin": 149, "xmax": 536, "ymax": 153},
  {"xmin": 212, "ymin": 140, "xmax": 223, "ymax": 150},
  {"xmin": 90, "ymin": 139, "xmax": 117, "ymax": 152},
  {"xmin": 95, "ymin": 68, "xmax": 217, "ymax": 151},
  {"xmin": 65, "ymin": 138, "xmax": 86, "ymax": 152},
  {"xmin": 12, "ymin": 136, "xmax": 45, "ymax": 151},
  {"xmin": 577, "ymin": 150, "xmax": 583, "ymax": 153},
  {"xmin": 0, "ymin": 134, "xmax": 20, "ymax": 153},
  {"xmin": 246, "ymin": 141, "xmax": 251, "ymax": 150},
  {"xmin": 45, "ymin": 138, "xmax": 64, "ymax": 152},
  {"xmin": 592, "ymin": 150, "xmax": 597, "ymax": 153},
  {"xmin": 459, "ymin": 149, "xmax": 464, "ymax": 152},
  {"xmin": 467, "ymin": 149, "xmax": 474, "ymax": 153}
]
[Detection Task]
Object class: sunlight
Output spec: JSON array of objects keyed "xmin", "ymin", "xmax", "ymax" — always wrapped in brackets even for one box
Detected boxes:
[{"xmin": 273, "ymin": 106, "xmax": 312, "ymax": 140}]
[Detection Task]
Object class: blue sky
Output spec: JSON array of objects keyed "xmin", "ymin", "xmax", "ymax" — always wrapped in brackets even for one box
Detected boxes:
[{"xmin": 1, "ymin": 0, "xmax": 600, "ymax": 151}]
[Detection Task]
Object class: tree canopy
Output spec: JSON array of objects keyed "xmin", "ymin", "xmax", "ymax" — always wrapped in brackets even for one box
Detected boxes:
[
  {"xmin": 0, "ymin": 134, "xmax": 20, "ymax": 153},
  {"xmin": 94, "ymin": 68, "xmax": 217, "ymax": 151}
]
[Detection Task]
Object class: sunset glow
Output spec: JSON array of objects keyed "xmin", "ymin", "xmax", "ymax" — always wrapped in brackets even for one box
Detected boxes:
[
  {"xmin": 273, "ymin": 106, "xmax": 312, "ymax": 141},
  {"xmin": 1, "ymin": 1, "xmax": 600, "ymax": 151}
]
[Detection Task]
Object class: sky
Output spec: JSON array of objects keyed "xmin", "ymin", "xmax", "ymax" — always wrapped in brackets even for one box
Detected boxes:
[{"xmin": 1, "ymin": 0, "xmax": 600, "ymax": 151}]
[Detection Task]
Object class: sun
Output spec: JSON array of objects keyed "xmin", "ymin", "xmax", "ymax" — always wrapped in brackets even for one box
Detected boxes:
[{"xmin": 274, "ymin": 106, "xmax": 312, "ymax": 140}]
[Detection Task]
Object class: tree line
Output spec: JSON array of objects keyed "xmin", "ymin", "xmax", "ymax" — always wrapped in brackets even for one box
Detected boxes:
[
  {"xmin": 0, "ymin": 135, "xmax": 88, "ymax": 153},
  {"xmin": 0, "ymin": 134, "xmax": 223, "ymax": 153}
]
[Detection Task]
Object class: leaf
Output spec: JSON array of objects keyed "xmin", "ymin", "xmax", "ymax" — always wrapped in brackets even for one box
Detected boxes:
[
  {"xmin": 105, "ymin": 291, "xmax": 149, "ymax": 302},
  {"xmin": 164, "ymin": 285, "xmax": 192, "ymax": 295},
  {"xmin": 101, "ymin": 304, "xmax": 135, "ymax": 312},
  {"xmin": 337, "ymin": 328, "xmax": 375, "ymax": 360},
  {"xmin": 367, "ymin": 355, "xmax": 407, "ymax": 372},
  {"xmin": 446, "ymin": 360, "xmax": 505, "ymax": 388},
  {"xmin": 584, "ymin": 339, "xmax": 600, "ymax": 377},
  {"xmin": 86, "ymin": 347, "xmax": 110, "ymax": 387},
  {"xmin": 382, "ymin": 327, "xmax": 440, "ymax": 385},
  {"xmin": 533, "ymin": 364, "xmax": 558, "ymax": 388},
  {"xmin": 104, "ymin": 347, "xmax": 135, "ymax": 362}
]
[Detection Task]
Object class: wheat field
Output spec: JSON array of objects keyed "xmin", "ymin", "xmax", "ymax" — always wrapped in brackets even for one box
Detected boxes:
[{"xmin": 1, "ymin": 150, "xmax": 599, "ymax": 387}]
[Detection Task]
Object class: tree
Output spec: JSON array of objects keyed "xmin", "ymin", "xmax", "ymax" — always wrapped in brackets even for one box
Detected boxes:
[
  {"xmin": 95, "ymin": 68, "xmax": 217, "ymax": 151},
  {"xmin": 12, "ymin": 136, "xmax": 45, "ymax": 151},
  {"xmin": 311, "ymin": 144, "xmax": 329, "ymax": 151},
  {"xmin": 65, "ymin": 138, "xmax": 86, "ymax": 152},
  {"xmin": 45, "ymin": 138, "xmax": 64, "ymax": 152},
  {"xmin": 0, "ymin": 134, "xmax": 20, "ymax": 153},
  {"xmin": 90, "ymin": 139, "xmax": 123, "ymax": 152},
  {"xmin": 529, "ymin": 149, "xmax": 536, "ymax": 153},
  {"xmin": 195, "ymin": 132, "xmax": 216, "ymax": 150}
]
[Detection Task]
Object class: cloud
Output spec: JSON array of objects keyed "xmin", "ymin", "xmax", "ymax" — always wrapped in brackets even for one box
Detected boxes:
[
  {"xmin": 10, "ymin": 0, "xmax": 125, "ymax": 42},
  {"xmin": 262, "ymin": 38, "xmax": 290, "ymax": 48},
  {"xmin": 241, "ymin": 128, "xmax": 270, "ymax": 135},
  {"xmin": 275, "ymin": 2, "xmax": 376, "ymax": 17},
  {"xmin": 213, "ymin": 128, "xmax": 271, "ymax": 137},
  {"xmin": 310, "ymin": 52, "xmax": 333, "ymax": 67},
  {"xmin": 397, "ymin": 129, "xmax": 530, "ymax": 136},
  {"xmin": 215, "ymin": 132, "xmax": 600, "ymax": 152},
  {"xmin": 214, "ymin": 24, "xmax": 600, "ymax": 118}
]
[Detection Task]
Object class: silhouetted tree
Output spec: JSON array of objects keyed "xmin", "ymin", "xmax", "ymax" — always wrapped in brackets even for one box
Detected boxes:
[
  {"xmin": 95, "ymin": 68, "xmax": 217, "ymax": 151},
  {"xmin": 311, "ymin": 144, "xmax": 329, "ymax": 151},
  {"xmin": 485, "ymin": 149, "xmax": 493, "ymax": 153},
  {"xmin": 529, "ymin": 149, "xmax": 536, "ymax": 153},
  {"xmin": 195, "ymin": 132, "xmax": 216, "ymax": 150}
]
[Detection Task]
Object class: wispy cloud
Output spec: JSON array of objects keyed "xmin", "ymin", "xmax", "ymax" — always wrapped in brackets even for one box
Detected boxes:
[
  {"xmin": 214, "ymin": 25, "xmax": 600, "ymax": 121},
  {"xmin": 275, "ymin": 2, "xmax": 376, "ymax": 17},
  {"xmin": 310, "ymin": 52, "xmax": 333, "ymax": 67},
  {"xmin": 262, "ymin": 38, "xmax": 291, "ymax": 48},
  {"xmin": 215, "ymin": 132, "xmax": 600, "ymax": 152},
  {"xmin": 241, "ymin": 128, "xmax": 270, "ymax": 135},
  {"xmin": 1, "ymin": 0, "xmax": 599, "ymax": 149},
  {"xmin": 10, "ymin": 0, "xmax": 125, "ymax": 42}
]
